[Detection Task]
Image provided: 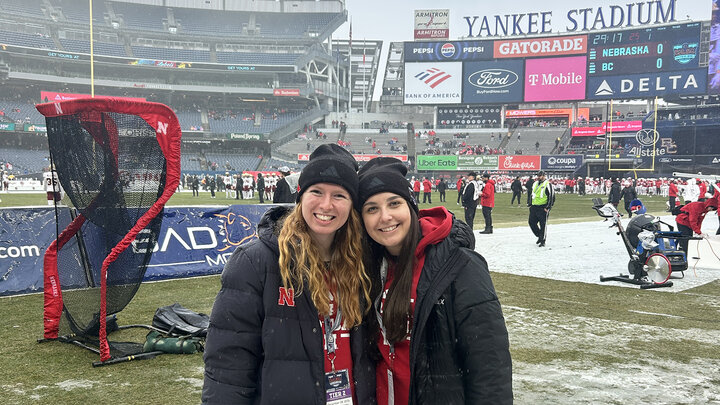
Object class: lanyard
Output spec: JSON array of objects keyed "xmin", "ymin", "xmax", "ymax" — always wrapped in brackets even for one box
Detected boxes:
[
  {"xmin": 374, "ymin": 259, "xmax": 396, "ymax": 363},
  {"xmin": 324, "ymin": 287, "xmax": 343, "ymax": 371}
]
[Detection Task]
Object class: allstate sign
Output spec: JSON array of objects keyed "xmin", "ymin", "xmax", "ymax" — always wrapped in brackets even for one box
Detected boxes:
[{"xmin": 541, "ymin": 155, "xmax": 583, "ymax": 171}]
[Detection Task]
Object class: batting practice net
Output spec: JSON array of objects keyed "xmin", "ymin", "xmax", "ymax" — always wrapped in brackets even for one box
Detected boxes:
[{"xmin": 36, "ymin": 98, "xmax": 181, "ymax": 363}]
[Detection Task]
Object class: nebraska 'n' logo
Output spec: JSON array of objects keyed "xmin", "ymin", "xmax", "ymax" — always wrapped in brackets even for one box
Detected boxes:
[{"xmin": 278, "ymin": 287, "xmax": 295, "ymax": 307}]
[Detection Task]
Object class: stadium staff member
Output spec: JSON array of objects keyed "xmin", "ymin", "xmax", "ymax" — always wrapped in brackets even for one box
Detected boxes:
[
  {"xmin": 479, "ymin": 173, "xmax": 495, "ymax": 234},
  {"xmin": 461, "ymin": 171, "xmax": 480, "ymax": 230},
  {"xmin": 675, "ymin": 196, "xmax": 718, "ymax": 254},
  {"xmin": 529, "ymin": 170, "xmax": 555, "ymax": 247}
]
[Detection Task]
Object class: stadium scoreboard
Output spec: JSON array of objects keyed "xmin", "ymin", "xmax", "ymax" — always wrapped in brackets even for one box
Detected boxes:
[{"xmin": 587, "ymin": 23, "xmax": 701, "ymax": 76}]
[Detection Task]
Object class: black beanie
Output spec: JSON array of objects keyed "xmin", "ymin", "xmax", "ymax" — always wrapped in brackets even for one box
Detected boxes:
[
  {"xmin": 357, "ymin": 157, "xmax": 418, "ymax": 213},
  {"xmin": 297, "ymin": 144, "xmax": 359, "ymax": 203}
]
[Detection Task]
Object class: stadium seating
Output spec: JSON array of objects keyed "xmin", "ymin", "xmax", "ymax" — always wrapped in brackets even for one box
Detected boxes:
[
  {"xmin": 0, "ymin": 0, "xmax": 45, "ymax": 17},
  {"xmin": 112, "ymin": 2, "xmax": 168, "ymax": 32},
  {"xmin": 260, "ymin": 157, "xmax": 305, "ymax": 172},
  {"xmin": 131, "ymin": 45, "xmax": 210, "ymax": 62},
  {"xmin": 173, "ymin": 8, "xmax": 248, "ymax": 36},
  {"xmin": 0, "ymin": 30, "xmax": 55, "ymax": 50},
  {"xmin": 60, "ymin": 38, "xmax": 127, "ymax": 57},
  {"xmin": 216, "ymin": 52, "xmax": 300, "ymax": 65},
  {"xmin": 54, "ymin": 0, "xmax": 107, "ymax": 24},
  {"xmin": 207, "ymin": 111, "xmax": 302, "ymax": 135},
  {"xmin": 204, "ymin": 153, "xmax": 261, "ymax": 172},
  {"xmin": 0, "ymin": 101, "xmax": 46, "ymax": 125},
  {"xmin": 174, "ymin": 109, "xmax": 203, "ymax": 132},
  {"xmin": 0, "ymin": 148, "xmax": 50, "ymax": 174}
]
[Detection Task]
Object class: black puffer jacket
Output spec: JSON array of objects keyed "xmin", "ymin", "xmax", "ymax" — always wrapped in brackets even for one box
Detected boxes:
[
  {"xmin": 202, "ymin": 206, "xmax": 376, "ymax": 405},
  {"xmin": 409, "ymin": 208, "xmax": 513, "ymax": 404}
]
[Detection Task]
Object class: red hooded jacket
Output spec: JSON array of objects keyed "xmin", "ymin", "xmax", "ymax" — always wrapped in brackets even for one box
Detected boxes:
[
  {"xmin": 480, "ymin": 178, "xmax": 495, "ymax": 208},
  {"xmin": 676, "ymin": 197, "xmax": 718, "ymax": 234}
]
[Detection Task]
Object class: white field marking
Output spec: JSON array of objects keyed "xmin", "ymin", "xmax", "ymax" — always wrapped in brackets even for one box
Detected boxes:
[
  {"xmin": 175, "ymin": 377, "xmax": 203, "ymax": 389},
  {"xmin": 55, "ymin": 379, "xmax": 95, "ymax": 391},
  {"xmin": 627, "ymin": 310, "xmax": 685, "ymax": 319},
  {"xmin": 541, "ymin": 297, "xmax": 589, "ymax": 305}
]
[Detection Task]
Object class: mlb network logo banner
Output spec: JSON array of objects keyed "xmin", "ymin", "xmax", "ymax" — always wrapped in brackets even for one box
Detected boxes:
[
  {"xmin": 463, "ymin": 60, "xmax": 524, "ymax": 104},
  {"xmin": 587, "ymin": 69, "xmax": 707, "ymax": 100},
  {"xmin": 524, "ymin": 56, "xmax": 587, "ymax": 102},
  {"xmin": 414, "ymin": 9, "xmax": 450, "ymax": 40},
  {"xmin": 404, "ymin": 62, "xmax": 462, "ymax": 105},
  {"xmin": 403, "ymin": 41, "xmax": 493, "ymax": 62}
]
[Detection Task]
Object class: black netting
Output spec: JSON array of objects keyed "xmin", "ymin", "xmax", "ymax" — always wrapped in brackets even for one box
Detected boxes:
[{"xmin": 46, "ymin": 111, "xmax": 165, "ymax": 340}]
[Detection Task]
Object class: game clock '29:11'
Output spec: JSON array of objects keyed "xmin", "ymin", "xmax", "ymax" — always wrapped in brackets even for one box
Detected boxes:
[{"xmin": 587, "ymin": 22, "xmax": 700, "ymax": 76}]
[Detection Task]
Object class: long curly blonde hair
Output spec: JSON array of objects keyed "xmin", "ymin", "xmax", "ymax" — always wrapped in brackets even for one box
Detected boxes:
[{"xmin": 278, "ymin": 201, "xmax": 371, "ymax": 327}]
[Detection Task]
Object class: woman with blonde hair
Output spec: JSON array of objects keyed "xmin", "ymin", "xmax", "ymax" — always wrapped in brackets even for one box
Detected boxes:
[{"xmin": 203, "ymin": 144, "xmax": 376, "ymax": 404}]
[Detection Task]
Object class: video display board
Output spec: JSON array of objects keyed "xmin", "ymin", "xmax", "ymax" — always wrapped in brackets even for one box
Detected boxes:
[
  {"xmin": 437, "ymin": 106, "xmax": 502, "ymax": 126},
  {"xmin": 587, "ymin": 23, "xmax": 701, "ymax": 77},
  {"xmin": 402, "ymin": 22, "xmax": 705, "ymax": 105}
]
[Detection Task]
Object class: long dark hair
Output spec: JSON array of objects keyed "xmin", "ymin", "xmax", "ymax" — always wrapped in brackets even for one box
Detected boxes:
[{"xmin": 364, "ymin": 207, "xmax": 421, "ymax": 345}]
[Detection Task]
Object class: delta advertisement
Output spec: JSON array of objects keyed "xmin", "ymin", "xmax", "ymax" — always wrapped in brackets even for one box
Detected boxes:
[
  {"xmin": 404, "ymin": 62, "xmax": 462, "ymax": 104},
  {"xmin": 586, "ymin": 68, "xmax": 707, "ymax": 100},
  {"xmin": 524, "ymin": 56, "xmax": 587, "ymax": 102},
  {"xmin": 462, "ymin": 59, "xmax": 524, "ymax": 103},
  {"xmin": 0, "ymin": 205, "xmax": 275, "ymax": 296},
  {"xmin": 571, "ymin": 120, "xmax": 643, "ymax": 136}
]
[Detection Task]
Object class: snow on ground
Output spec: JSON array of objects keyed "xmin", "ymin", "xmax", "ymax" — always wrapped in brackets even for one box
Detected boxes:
[{"xmin": 476, "ymin": 212, "xmax": 720, "ymax": 291}]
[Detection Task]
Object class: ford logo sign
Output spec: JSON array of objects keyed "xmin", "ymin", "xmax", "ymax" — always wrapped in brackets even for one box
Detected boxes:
[
  {"xmin": 659, "ymin": 157, "xmax": 672, "ymax": 163},
  {"xmin": 468, "ymin": 69, "xmax": 519, "ymax": 89}
]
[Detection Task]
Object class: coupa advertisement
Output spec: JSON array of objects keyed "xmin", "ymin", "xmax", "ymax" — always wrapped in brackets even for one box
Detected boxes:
[
  {"xmin": 541, "ymin": 155, "xmax": 584, "ymax": 171},
  {"xmin": 0, "ymin": 205, "xmax": 276, "ymax": 296}
]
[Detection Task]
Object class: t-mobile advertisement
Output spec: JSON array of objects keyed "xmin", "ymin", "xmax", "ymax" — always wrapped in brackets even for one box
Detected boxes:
[
  {"xmin": 462, "ymin": 59, "xmax": 524, "ymax": 104},
  {"xmin": 524, "ymin": 56, "xmax": 586, "ymax": 102}
]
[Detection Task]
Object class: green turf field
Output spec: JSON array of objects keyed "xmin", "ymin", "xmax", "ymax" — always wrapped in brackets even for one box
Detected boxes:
[{"xmin": 1, "ymin": 191, "xmax": 718, "ymax": 403}]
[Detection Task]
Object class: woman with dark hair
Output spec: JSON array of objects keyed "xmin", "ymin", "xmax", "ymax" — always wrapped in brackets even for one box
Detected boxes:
[
  {"xmin": 203, "ymin": 144, "xmax": 376, "ymax": 404},
  {"xmin": 357, "ymin": 157, "xmax": 512, "ymax": 405}
]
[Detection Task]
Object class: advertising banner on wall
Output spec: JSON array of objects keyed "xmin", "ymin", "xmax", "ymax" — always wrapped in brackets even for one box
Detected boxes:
[
  {"xmin": 462, "ymin": 59, "xmax": 524, "ymax": 104},
  {"xmin": 0, "ymin": 205, "xmax": 278, "ymax": 296},
  {"xmin": 457, "ymin": 155, "xmax": 499, "ymax": 171},
  {"xmin": 298, "ymin": 154, "xmax": 408, "ymax": 162},
  {"xmin": 524, "ymin": 56, "xmax": 587, "ymax": 102},
  {"xmin": 0, "ymin": 123, "xmax": 15, "ymax": 131},
  {"xmin": 541, "ymin": 155, "xmax": 584, "ymax": 171},
  {"xmin": 404, "ymin": 41, "xmax": 493, "ymax": 62},
  {"xmin": 416, "ymin": 155, "xmax": 458, "ymax": 170},
  {"xmin": 404, "ymin": 62, "xmax": 462, "ymax": 104},
  {"xmin": 498, "ymin": 155, "xmax": 541, "ymax": 171},
  {"xmin": 587, "ymin": 68, "xmax": 707, "ymax": 100},
  {"xmin": 437, "ymin": 106, "xmax": 502, "ymax": 126},
  {"xmin": 273, "ymin": 89, "xmax": 300, "ymax": 96},
  {"xmin": 493, "ymin": 35, "xmax": 588, "ymax": 58},
  {"xmin": 414, "ymin": 9, "xmax": 450, "ymax": 40},
  {"xmin": 571, "ymin": 120, "xmax": 643, "ymax": 136}
]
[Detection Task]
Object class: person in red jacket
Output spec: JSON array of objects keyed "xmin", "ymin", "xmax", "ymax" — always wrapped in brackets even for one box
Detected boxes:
[
  {"xmin": 422, "ymin": 176, "xmax": 432, "ymax": 204},
  {"xmin": 668, "ymin": 180, "xmax": 679, "ymax": 211},
  {"xmin": 412, "ymin": 178, "xmax": 421, "ymax": 202},
  {"xmin": 480, "ymin": 173, "xmax": 496, "ymax": 234},
  {"xmin": 456, "ymin": 176, "xmax": 464, "ymax": 205},
  {"xmin": 676, "ymin": 196, "xmax": 717, "ymax": 253},
  {"xmin": 698, "ymin": 180, "xmax": 708, "ymax": 202}
]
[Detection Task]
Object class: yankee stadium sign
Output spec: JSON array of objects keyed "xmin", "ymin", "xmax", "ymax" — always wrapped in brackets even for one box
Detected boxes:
[{"xmin": 464, "ymin": 0, "xmax": 682, "ymax": 38}]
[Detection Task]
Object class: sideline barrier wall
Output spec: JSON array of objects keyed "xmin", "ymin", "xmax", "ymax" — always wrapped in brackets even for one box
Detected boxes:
[{"xmin": 0, "ymin": 204, "xmax": 276, "ymax": 296}]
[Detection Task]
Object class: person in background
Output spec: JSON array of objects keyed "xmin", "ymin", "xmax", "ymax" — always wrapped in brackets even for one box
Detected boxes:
[
  {"xmin": 529, "ymin": 171, "xmax": 555, "ymax": 247},
  {"xmin": 357, "ymin": 157, "xmax": 512, "ymax": 405},
  {"xmin": 255, "ymin": 173, "xmax": 265, "ymax": 203},
  {"xmin": 421, "ymin": 176, "xmax": 432, "ymax": 204},
  {"xmin": 668, "ymin": 179, "xmax": 679, "ymax": 212},
  {"xmin": 412, "ymin": 177, "xmax": 421, "ymax": 202},
  {"xmin": 437, "ymin": 178, "xmax": 447, "ymax": 202},
  {"xmin": 524, "ymin": 175, "xmax": 534, "ymax": 207},
  {"xmin": 676, "ymin": 197, "xmax": 718, "ymax": 254},
  {"xmin": 621, "ymin": 180, "xmax": 638, "ymax": 218},
  {"xmin": 203, "ymin": 144, "xmax": 376, "ymax": 404},
  {"xmin": 461, "ymin": 172, "xmax": 480, "ymax": 230},
  {"xmin": 608, "ymin": 178, "xmax": 621, "ymax": 207},
  {"xmin": 273, "ymin": 167, "xmax": 295, "ymax": 203},
  {"xmin": 479, "ymin": 173, "xmax": 495, "ymax": 234},
  {"xmin": 456, "ymin": 176, "xmax": 464, "ymax": 205},
  {"xmin": 510, "ymin": 176, "xmax": 522, "ymax": 206}
]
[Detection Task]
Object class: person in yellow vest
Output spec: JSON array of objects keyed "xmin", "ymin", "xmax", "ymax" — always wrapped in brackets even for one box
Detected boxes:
[{"xmin": 529, "ymin": 170, "xmax": 555, "ymax": 247}]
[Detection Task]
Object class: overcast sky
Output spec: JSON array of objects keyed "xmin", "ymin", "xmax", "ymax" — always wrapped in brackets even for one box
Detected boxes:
[{"xmin": 338, "ymin": 0, "xmax": 712, "ymax": 100}]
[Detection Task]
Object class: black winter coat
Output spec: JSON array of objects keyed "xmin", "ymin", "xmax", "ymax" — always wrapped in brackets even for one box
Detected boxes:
[
  {"xmin": 273, "ymin": 178, "xmax": 295, "ymax": 203},
  {"xmin": 608, "ymin": 182, "xmax": 622, "ymax": 204},
  {"xmin": 202, "ymin": 206, "xmax": 376, "ymax": 405},
  {"xmin": 409, "ymin": 213, "xmax": 513, "ymax": 404}
]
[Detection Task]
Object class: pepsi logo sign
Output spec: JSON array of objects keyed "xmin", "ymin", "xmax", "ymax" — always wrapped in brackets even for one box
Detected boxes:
[{"xmin": 440, "ymin": 43, "xmax": 456, "ymax": 58}]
